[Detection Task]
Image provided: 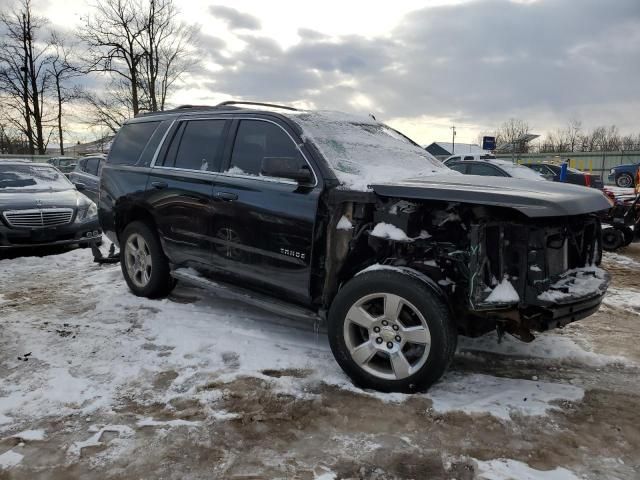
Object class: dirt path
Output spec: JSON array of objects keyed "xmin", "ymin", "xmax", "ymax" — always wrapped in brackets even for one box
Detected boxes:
[{"xmin": 0, "ymin": 248, "xmax": 639, "ymax": 479}]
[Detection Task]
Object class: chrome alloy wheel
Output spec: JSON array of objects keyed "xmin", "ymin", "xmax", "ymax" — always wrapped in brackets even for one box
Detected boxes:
[
  {"xmin": 343, "ymin": 293, "xmax": 432, "ymax": 380},
  {"xmin": 124, "ymin": 233, "xmax": 153, "ymax": 288}
]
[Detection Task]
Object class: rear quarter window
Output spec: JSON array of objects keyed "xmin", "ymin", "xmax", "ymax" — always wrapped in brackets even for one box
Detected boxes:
[{"xmin": 108, "ymin": 121, "xmax": 161, "ymax": 166}]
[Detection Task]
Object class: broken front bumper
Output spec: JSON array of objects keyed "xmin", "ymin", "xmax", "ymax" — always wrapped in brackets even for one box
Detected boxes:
[{"xmin": 474, "ymin": 268, "xmax": 610, "ymax": 332}]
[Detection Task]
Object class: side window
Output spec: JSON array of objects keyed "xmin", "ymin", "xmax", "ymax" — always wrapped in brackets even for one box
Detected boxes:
[
  {"xmin": 228, "ymin": 120, "xmax": 303, "ymax": 176},
  {"xmin": 464, "ymin": 155, "xmax": 474, "ymax": 160},
  {"xmin": 85, "ymin": 158, "xmax": 100, "ymax": 176},
  {"xmin": 468, "ymin": 164, "xmax": 505, "ymax": 177},
  {"xmin": 163, "ymin": 120, "xmax": 226, "ymax": 171},
  {"xmin": 449, "ymin": 156, "xmax": 460, "ymax": 162},
  {"xmin": 528, "ymin": 164, "xmax": 543, "ymax": 172},
  {"xmin": 108, "ymin": 121, "xmax": 160, "ymax": 166},
  {"xmin": 77, "ymin": 159, "xmax": 87, "ymax": 172},
  {"xmin": 448, "ymin": 163, "xmax": 467, "ymax": 174}
]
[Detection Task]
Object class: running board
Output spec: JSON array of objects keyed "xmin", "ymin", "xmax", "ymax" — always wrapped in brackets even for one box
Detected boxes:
[{"xmin": 170, "ymin": 268, "xmax": 323, "ymax": 324}]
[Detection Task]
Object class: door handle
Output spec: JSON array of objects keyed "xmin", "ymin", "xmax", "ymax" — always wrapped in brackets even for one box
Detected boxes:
[
  {"xmin": 151, "ymin": 181, "xmax": 168, "ymax": 189},
  {"xmin": 215, "ymin": 191, "xmax": 238, "ymax": 201}
]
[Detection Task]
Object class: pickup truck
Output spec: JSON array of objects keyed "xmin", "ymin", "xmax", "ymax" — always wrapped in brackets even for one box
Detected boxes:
[{"xmin": 99, "ymin": 102, "xmax": 612, "ymax": 393}]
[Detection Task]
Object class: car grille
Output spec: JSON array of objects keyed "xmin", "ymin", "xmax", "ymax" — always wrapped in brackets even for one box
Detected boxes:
[{"xmin": 3, "ymin": 208, "xmax": 74, "ymax": 229}]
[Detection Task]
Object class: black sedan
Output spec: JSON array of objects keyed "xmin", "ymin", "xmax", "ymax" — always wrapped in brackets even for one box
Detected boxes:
[
  {"xmin": 0, "ymin": 161, "xmax": 101, "ymax": 250},
  {"xmin": 525, "ymin": 162, "xmax": 604, "ymax": 189}
]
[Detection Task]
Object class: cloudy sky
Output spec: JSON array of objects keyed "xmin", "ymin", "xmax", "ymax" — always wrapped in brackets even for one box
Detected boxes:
[{"xmin": 37, "ymin": 0, "xmax": 640, "ymax": 145}]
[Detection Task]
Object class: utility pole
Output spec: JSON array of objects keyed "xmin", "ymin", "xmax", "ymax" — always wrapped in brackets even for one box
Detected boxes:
[{"xmin": 450, "ymin": 125, "xmax": 456, "ymax": 154}]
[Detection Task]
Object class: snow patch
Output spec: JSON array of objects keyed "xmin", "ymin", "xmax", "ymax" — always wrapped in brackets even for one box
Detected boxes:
[
  {"xmin": 0, "ymin": 449, "xmax": 23, "ymax": 469},
  {"xmin": 459, "ymin": 331, "xmax": 625, "ymax": 366},
  {"xmin": 538, "ymin": 266, "xmax": 607, "ymax": 302},
  {"xmin": 370, "ymin": 222, "xmax": 410, "ymax": 242},
  {"xmin": 429, "ymin": 373, "xmax": 584, "ymax": 420},
  {"xmin": 603, "ymin": 287, "xmax": 640, "ymax": 315},
  {"xmin": 485, "ymin": 278, "xmax": 519, "ymax": 304},
  {"xmin": 474, "ymin": 458, "xmax": 580, "ymax": 480},
  {"xmin": 136, "ymin": 418, "xmax": 201, "ymax": 428},
  {"xmin": 68, "ymin": 425, "xmax": 134, "ymax": 456},
  {"xmin": 336, "ymin": 216, "xmax": 353, "ymax": 230},
  {"xmin": 9, "ymin": 429, "xmax": 45, "ymax": 441},
  {"xmin": 225, "ymin": 166, "xmax": 246, "ymax": 175}
]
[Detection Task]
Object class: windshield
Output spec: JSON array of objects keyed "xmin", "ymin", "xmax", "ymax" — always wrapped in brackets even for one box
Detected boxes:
[
  {"xmin": 0, "ymin": 164, "xmax": 73, "ymax": 191},
  {"xmin": 499, "ymin": 162, "xmax": 546, "ymax": 181},
  {"xmin": 293, "ymin": 111, "xmax": 450, "ymax": 190}
]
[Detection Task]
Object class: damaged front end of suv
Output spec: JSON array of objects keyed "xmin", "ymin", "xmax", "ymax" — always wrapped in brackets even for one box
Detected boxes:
[{"xmin": 323, "ymin": 175, "xmax": 612, "ymax": 343}]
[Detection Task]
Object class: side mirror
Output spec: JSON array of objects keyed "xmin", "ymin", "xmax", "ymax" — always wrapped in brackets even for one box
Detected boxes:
[
  {"xmin": 261, "ymin": 157, "xmax": 313, "ymax": 184},
  {"xmin": 74, "ymin": 182, "xmax": 86, "ymax": 191}
]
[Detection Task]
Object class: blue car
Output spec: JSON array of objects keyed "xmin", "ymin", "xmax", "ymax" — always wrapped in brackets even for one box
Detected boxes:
[{"xmin": 609, "ymin": 163, "xmax": 639, "ymax": 188}]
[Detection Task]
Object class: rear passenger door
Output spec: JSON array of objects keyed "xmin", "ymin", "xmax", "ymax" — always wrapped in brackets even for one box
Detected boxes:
[
  {"xmin": 146, "ymin": 118, "xmax": 229, "ymax": 266},
  {"xmin": 210, "ymin": 118, "xmax": 321, "ymax": 305}
]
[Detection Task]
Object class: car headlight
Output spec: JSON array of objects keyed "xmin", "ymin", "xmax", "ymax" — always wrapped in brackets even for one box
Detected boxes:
[
  {"xmin": 610, "ymin": 168, "xmax": 615, "ymax": 174},
  {"xmin": 76, "ymin": 202, "xmax": 98, "ymax": 222}
]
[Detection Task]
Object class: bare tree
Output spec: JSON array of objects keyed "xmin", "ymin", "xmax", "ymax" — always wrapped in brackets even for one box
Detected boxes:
[
  {"xmin": 80, "ymin": 0, "xmax": 146, "ymax": 116},
  {"xmin": 495, "ymin": 118, "xmax": 531, "ymax": 153},
  {"xmin": 79, "ymin": 0, "xmax": 199, "ymax": 130},
  {"xmin": 566, "ymin": 119, "xmax": 582, "ymax": 152},
  {"xmin": 79, "ymin": 81, "xmax": 134, "ymax": 135},
  {"xmin": 48, "ymin": 32, "xmax": 81, "ymax": 155},
  {"xmin": 0, "ymin": 0, "xmax": 52, "ymax": 154},
  {"xmin": 137, "ymin": 0, "xmax": 198, "ymax": 111}
]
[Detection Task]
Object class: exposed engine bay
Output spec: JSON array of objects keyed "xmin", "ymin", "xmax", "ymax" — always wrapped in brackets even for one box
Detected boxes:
[{"xmin": 321, "ymin": 191, "xmax": 609, "ymax": 341}]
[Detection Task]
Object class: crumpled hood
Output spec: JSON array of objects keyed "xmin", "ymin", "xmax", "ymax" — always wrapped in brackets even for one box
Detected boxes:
[{"xmin": 371, "ymin": 174, "xmax": 613, "ymax": 218}]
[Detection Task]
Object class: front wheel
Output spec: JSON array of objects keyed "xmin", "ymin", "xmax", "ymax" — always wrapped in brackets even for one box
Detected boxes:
[
  {"xmin": 328, "ymin": 269, "xmax": 456, "ymax": 393},
  {"xmin": 120, "ymin": 221, "xmax": 175, "ymax": 298},
  {"xmin": 616, "ymin": 173, "xmax": 634, "ymax": 188}
]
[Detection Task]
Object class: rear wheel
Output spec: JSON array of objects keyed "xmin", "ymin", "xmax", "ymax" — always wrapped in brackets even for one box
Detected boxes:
[
  {"xmin": 622, "ymin": 226, "xmax": 634, "ymax": 247},
  {"xmin": 328, "ymin": 270, "xmax": 456, "ymax": 393},
  {"xmin": 121, "ymin": 221, "xmax": 175, "ymax": 298},
  {"xmin": 616, "ymin": 173, "xmax": 634, "ymax": 188},
  {"xmin": 602, "ymin": 227, "xmax": 625, "ymax": 251}
]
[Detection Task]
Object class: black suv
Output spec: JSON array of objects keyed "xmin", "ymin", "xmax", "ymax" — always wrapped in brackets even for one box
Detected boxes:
[{"xmin": 100, "ymin": 102, "xmax": 611, "ymax": 393}]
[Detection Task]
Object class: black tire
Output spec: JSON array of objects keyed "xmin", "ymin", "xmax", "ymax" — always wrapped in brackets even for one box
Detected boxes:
[
  {"xmin": 622, "ymin": 226, "xmax": 634, "ymax": 247},
  {"xmin": 328, "ymin": 269, "xmax": 457, "ymax": 393},
  {"xmin": 616, "ymin": 173, "xmax": 634, "ymax": 188},
  {"xmin": 602, "ymin": 227, "xmax": 625, "ymax": 251},
  {"xmin": 120, "ymin": 221, "xmax": 175, "ymax": 298}
]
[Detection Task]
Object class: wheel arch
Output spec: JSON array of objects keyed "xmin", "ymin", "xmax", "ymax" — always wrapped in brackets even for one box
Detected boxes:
[
  {"xmin": 342, "ymin": 265, "xmax": 453, "ymax": 316},
  {"xmin": 115, "ymin": 203, "xmax": 158, "ymax": 242}
]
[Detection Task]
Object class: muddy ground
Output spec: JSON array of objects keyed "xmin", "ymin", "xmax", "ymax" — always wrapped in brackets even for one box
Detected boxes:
[{"xmin": 0, "ymin": 245, "xmax": 639, "ymax": 479}]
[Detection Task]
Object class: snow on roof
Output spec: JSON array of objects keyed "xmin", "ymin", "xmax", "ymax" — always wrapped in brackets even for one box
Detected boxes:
[{"xmin": 292, "ymin": 111, "xmax": 449, "ymax": 191}]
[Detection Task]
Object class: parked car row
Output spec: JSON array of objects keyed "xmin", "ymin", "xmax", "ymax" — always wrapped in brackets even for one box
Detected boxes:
[{"xmin": 444, "ymin": 155, "xmax": 605, "ymax": 188}]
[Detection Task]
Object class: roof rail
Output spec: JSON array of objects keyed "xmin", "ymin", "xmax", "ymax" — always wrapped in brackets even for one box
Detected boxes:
[
  {"xmin": 215, "ymin": 101, "xmax": 299, "ymax": 112},
  {"xmin": 175, "ymin": 105, "xmax": 217, "ymax": 110}
]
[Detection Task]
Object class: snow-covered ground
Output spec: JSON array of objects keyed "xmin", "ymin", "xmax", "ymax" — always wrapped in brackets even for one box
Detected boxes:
[{"xmin": 1, "ymin": 243, "xmax": 639, "ymax": 479}]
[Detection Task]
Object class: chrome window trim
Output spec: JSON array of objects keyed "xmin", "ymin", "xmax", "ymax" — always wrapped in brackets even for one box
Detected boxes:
[
  {"xmin": 149, "ymin": 119, "xmax": 177, "ymax": 167},
  {"xmin": 150, "ymin": 116, "xmax": 319, "ymax": 187}
]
